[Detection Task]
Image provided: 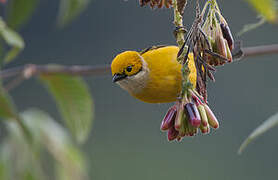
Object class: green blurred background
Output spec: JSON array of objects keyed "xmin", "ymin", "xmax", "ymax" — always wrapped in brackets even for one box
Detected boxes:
[{"xmin": 8, "ymin": 0, "xmax": 278, "ymax": 179}]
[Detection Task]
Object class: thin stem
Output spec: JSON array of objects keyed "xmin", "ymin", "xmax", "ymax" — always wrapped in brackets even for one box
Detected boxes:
[
  {"xmin": 173, "ymin": 0, "xmax": 185, "ymax": 48},
  {"xmin": 0, "ymin": 44, "xmax": 276, "ymax": 90},
  {"xmin": 241, "ymin": 44, "xmax": 278, "ymax": 58}
]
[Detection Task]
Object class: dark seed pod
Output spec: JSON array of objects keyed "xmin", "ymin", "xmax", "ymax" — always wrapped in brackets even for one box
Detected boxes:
[
  {"xmin": 139, "ymin": 0, "xmax": 151, "ymax": 6},
  {"xmin": 185, "ymin": 103, "xmax": 201, "ymax": 127},
  {"xmin": 177, "ymin": 0, "xmax": 187, "ymax": 15},
  {"xmin": 220, "ymin": 23, "xmax": 234, "ymax": 51},
  {"xmin": 161, "ymin": 105, "xmax": 177, "ymax": 130}
]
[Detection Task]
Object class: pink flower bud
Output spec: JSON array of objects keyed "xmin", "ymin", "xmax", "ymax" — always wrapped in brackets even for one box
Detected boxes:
[
  {"xmin": 161, "ymin": 105, "xmax": 177, "ymax": 131},
  {"xmin": 167, "ymin": 127, "xmax": 179, "ymax": 141}
]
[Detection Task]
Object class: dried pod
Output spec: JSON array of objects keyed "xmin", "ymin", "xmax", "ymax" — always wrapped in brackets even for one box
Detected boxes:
[
  {"xmin": 158, "ymin": 0, "xmax": 164, "ymax": 8},
  {"xmin": 207, "ymin": 71, "xmax": 215, "ymax": 82},
  {"xmin": 165, "ymin": 0, "xmax": 173, "ymax": 8},
  {"xmin": 185, "ymin": 103, "xmax": 201, "ymax": 127},
  {"xmin": 177, "ymin": 0, "xmax": 187, "ymax": 15},
  {"xmin": 220, "ymin": 23, "xmax": 234, "ymax": 51},
  {"xmin": 167, "ymin": 127, "xmax": 179, "ymax": 141},
  {"xmin": 139, "ymin": 0, "xmax": 172, "ymax": 9},
  {"xmin": 204, "ymin": 104, "xmax": 219, "ymax": 129},
  {"xmin": 161, "ymin": 105, "xmax": 177, "ymax": 131},
  {"xmin": 139, "ymin": 0, "xmax": 150, "ymax": 6},
  {"xmin": 225, "ymin": 40, "xmax": 233, "ymax": 62},
  {"xmin": 215, "ymin": 34, "xmax": 227, "ymax": 62}
]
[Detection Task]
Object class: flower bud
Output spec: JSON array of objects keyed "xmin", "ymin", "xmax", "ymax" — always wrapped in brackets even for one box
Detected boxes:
[
  {"xmin": 200, "ymin": 124, "xmax": 210, "ymax": 134},
  {"xmin": 185, "ymin": 103, "xmax": 201, "ymax": 127},
  {"xmin": 197, "ymin": 104, "xmax": 208, "ymax": 127},
  {"xmin": 204, "ymin": 104, "xmax": 219, "ymax": 129},
  {"xmin": 174, "ymin": 102, "xmax": 184, "ymax": 130},
  {"xmin": 167, "ymin": 127, "xmax": 179, "ymax": 141},
  {"xmin": 220, "ymin": 23, "xmax": 234, "ymax": 51},
  {"xmin": 161, "ymin": 105, "xmax": 177, "ymax": 131}
]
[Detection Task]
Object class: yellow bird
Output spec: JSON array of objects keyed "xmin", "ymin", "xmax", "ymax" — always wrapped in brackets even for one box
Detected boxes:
[{"xmin": 111, "ymin": 46, "xmax": 196, "ymax": 103}]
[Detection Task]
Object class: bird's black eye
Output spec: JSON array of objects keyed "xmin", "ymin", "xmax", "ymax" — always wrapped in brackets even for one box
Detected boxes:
[{"xmin": 126, "ymin": 66, "xmax": 132, "ymax": 72}]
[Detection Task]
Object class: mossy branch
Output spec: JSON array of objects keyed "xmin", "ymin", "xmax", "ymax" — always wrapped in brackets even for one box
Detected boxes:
[{"xmin": 173, "ymin": 0, "xmax": 191, "ymax": 97}]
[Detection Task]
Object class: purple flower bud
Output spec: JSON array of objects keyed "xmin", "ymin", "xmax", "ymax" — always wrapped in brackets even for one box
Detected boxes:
[
  {"xmin": 185, "ymin": 103, "xmax": 201, "ymax": 127},
  {"xmin": 220, "ymin": 23, "xmax": 234, "ymax": 51},
  {"xmin": 167, "ymin": 127, "xmax": 179, "ymax": 141},
  {"xmin": 161, "ymin": 105, "xmax": 177, "ymax": 131}
]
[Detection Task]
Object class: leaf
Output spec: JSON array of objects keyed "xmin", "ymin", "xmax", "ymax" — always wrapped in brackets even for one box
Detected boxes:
[
  {"xmin": 246, "ymin": 0, "xmax": 277, "ymax": 23},
  {"xmin": 7, "ymin": 0, "xmax": 39, "ymax": 29},
  {"xmin": 238, "ymin": 112, "xmax": 278, "ymax": 154},
  {"xmin": 3, "ymin": 47, "xmax": 22, "ymax": 63},
  {"xmin": 40, "ymin": 73, "xmax": 94, "ymax": 143},
  {"xmin": 0, "ymin": 18, "xmax": 25, "ymax": 63},
  {"xmin": 1, "ymin": 126, "xmax": 44, "ymax": 180},
  {"xmin": 237, "ymin": 16, "xmax": 266, "ymax": 36},
  {"xmin": 0, "ymin": 86, "xmax": 17, "ymax": 119},
  {"xmin": 57, "ymin": 0, "xmax": 90, "ymax": 27},
  {"xmin": 0, "ymin": 83, "xmax": 32, "ymax": 141},
  {"xmin": 21, "ymin": 109, "xmax": 88, "ymax": 180},
  {"xmin": 1, "ymin": 109, "xmax": 88, "ymax": 180}
]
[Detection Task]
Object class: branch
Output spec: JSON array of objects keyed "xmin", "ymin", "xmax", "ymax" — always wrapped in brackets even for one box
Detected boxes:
[
  {"xmin": 0, "ymin": 64, "xmax": 111, "ymax": 79},
  {"xmin": 241, "ymin": 44, "xmax": 278, "ymax": 58},
  {"xmin": 0, "ymin": 43, "xmax": 277, "ymax": 82}
]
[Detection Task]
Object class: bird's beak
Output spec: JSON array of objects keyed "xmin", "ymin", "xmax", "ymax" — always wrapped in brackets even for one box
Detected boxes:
[{"xmin": 112, "ymin": 73, "xmax": 127, "ymax": 83}]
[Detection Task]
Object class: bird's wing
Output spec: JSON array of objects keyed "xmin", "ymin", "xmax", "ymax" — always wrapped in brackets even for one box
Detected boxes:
[{"xmin": 139, "ymin": 45, "xmax": 169, "ymax": 55}]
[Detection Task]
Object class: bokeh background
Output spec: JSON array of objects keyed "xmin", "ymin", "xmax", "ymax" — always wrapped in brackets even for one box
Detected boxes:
[{"xmin": 8, "ymin": 0, "xmax": 278, "ymax": 179}]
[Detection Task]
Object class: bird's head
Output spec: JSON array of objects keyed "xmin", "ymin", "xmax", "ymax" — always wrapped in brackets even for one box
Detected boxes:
[{"xmin": 111, "ymin": 51, "xmax": 149, "ymax": 94}]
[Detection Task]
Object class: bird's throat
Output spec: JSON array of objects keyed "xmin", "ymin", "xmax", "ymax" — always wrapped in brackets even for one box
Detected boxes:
[{"xmin": 117, "ymin": 59, "xmax": 149, "ymax": 95}]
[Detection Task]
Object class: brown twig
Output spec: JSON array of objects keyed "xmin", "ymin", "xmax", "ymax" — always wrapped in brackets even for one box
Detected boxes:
[
  {"xmin": 0, "ymin": 64, "xmax": 111, "ymax": 79},
  {"xmin": 241, "ymin": 44, "xmax": 278, "ymax": 58},
  {"xmin": 0, "ymin": 44, "xmax": 277, "ymax": 85}
]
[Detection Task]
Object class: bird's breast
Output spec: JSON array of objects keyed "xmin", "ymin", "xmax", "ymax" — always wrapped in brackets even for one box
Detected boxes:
[{"xmin": 133, "ymin": 61, "xmax": 182, "ymax": 103}]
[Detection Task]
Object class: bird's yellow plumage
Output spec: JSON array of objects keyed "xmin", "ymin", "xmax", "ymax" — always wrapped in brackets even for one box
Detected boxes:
[{"xmin": 111, "ymin": 46, "xmax": 196, "ymax": 103}]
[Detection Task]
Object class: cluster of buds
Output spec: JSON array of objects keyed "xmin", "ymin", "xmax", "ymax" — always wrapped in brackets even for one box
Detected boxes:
[
  {"xmin": 139, "ymin": 0, "xmax": 173, "ymax": 9},
  {"xmin": 201, "ymin": 1, "xmax": 234, "ymax": 66},
  {"xmin": 161, "ymin": 90, "xmax": 219, "ymax": 141}
]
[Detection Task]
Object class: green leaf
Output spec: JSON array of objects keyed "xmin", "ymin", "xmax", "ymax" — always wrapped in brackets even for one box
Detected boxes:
[
  {"xmin": 238, "ymin": 112, "xmax": 278, "ymax": 154},
  {"xmin": 0, "ymin": 84, "xmax": 32, "ymax": 141},
  {"xmin": 3, "ymin": 47, "xmax": 22, "ymax": 63},
  {"xmin": 7, "ymin": 0, "xmax": 39, "ymax": 29},
  {"xmin": 40, "ymin": 73, "xmax": 94, "ymax": 143},
  {"xmin": 0, "ymin": 18, "xmax": 25, "ymax": 63},
  {"xmin": 0, "ymin": 86, "xmax": 17, "ymax": 119},
  {"xmin": 57, "ymin": 0, "xmax": 90, "ymax": 27},
  {"xmin": 246, "ymin": 0, "xmax": 277, "ymax": 23},
  {"xmin": 0, "ymin": 108, "xmax": 87, "ymax": 180},
  {"xmin": 0, "ymin": 126, "xmax": 44, "ymax": 180},
  {"xmin": 21, "ymin": 109, "xmax": 88, "ymax": 180}
]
